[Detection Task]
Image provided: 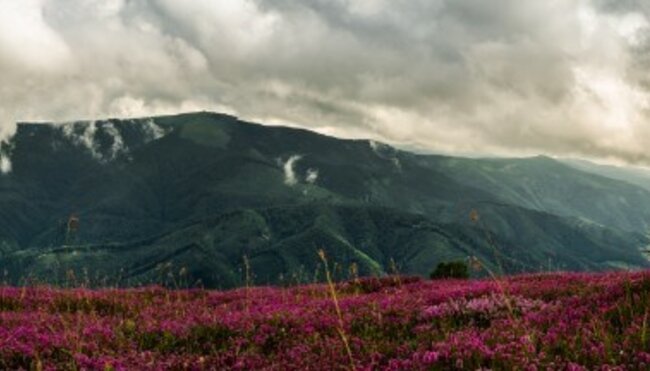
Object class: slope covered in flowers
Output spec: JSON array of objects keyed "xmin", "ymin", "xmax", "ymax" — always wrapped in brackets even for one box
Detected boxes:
[{"xmin": 2, "ymin": 271, "xmax": 650, "ymax": 370}]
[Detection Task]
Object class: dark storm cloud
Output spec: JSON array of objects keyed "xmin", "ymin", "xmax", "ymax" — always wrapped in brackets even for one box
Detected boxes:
[{"xmin": 1, "ymin": 0, "xmax": 650, "ymax": 171}]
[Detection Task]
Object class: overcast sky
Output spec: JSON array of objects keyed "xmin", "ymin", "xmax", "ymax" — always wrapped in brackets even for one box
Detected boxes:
[{"xmin": 1, "ymin": 0, "xmax": 650, "ymax": 164}]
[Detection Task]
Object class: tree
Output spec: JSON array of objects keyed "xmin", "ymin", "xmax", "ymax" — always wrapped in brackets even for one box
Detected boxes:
[{"xmin": 429, "ymin": 260, "xmax": 469, "ymax": 280}]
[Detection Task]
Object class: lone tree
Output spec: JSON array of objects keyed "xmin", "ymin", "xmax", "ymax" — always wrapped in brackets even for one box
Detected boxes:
[{"xmin": 430, "ymin": 260, "xmax": 469, "ymax": 280}]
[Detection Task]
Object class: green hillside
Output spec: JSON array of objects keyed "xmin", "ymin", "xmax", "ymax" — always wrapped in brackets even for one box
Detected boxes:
[
  {"xmin": 562, "ymin": 158, "xmax": 650, "ymax": 192},
  {"xmin": 424, "ymin": 155, "xmax": 650, "ymax": 232},
  {"xmin": 3, "ymin": 204, "xmax": 646, "ymax": 289},
  {"xmin": 0, "ymin": 112, "xmax": 648, "ymax": 287}
]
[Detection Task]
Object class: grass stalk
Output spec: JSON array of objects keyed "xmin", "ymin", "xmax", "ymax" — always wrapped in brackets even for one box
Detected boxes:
[
  {"xmin": 318, "ymin": 249, "xmax": 356, "ymax": 371},
  {"xmin": 243, "ymin": 255, "xmax": 252, "ymax": 312}
]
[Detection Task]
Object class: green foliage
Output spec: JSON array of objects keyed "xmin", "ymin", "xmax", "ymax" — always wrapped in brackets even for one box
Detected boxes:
[{"xmin": 429, "ymin": 261, "xmax": 469, "ymax": 280}]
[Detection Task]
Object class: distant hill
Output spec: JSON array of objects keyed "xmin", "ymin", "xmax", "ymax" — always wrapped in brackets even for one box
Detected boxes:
[
  {"xmin": 0, "ymin": 112, "xmax": 648, "ymax": 287},
  {"xmin": 422, "ymin": 155, "xmax": 650, "ymax": 232},
  {"xmin": 562, "ymin": 158, "xmax": 650, "ymax": 192}
]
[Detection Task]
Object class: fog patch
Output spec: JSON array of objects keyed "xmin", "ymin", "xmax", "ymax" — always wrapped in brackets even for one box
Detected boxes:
[
  {"xmin": 306, "ymin": 168, "xmax": 319, "ymax": 184},
  {"xmin": 61, "ymin": 121, "xmax": 101, "ymax": 160},
  {"xmin": 0, "ymin": 138, "xmax": 11, "ymax": 174},
  {"xmin": 0, "ymin": 154, "xmax": 11, "ymax": 174},
  {"xmin": 141, "ymin": 119, "xmax": 167, "ymax": 142},
  {"xmin": 102, "ymin": 122, "xmax": 126, "ymax": 160},
  {"xmin": 282, "ymin": 155, "xmax": 302, "ymax": 186},
  {"xmin": 56, "ymin": 118, "xmax": 168, "ymax": 163}
]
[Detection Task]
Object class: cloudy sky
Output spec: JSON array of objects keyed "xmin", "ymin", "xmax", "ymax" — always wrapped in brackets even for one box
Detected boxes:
[{"xmin": 1, "ymin": 0, "xmax": 650, "ymax": 164}]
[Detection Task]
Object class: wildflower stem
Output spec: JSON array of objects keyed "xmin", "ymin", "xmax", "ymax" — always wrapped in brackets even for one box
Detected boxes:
[{"xmin": 318, "ymin": 249, "xmax": 356, "ymax": 371}]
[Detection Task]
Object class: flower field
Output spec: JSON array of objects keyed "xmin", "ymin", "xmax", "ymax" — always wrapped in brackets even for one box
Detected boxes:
[{"xmin": 2, "ymin": 271, "xmax": 650, "ymax": 370}]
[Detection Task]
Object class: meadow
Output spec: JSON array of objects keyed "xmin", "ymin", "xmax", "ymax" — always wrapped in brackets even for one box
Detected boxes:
[{"xmin": 1, "ymin": 270, "xmax": 650, "ymax": 370}]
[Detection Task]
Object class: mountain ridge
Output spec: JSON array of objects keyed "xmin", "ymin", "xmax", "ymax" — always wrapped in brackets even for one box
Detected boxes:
[{"xmin": 1, "ymin": 112, "xmax": 649, "ymax": 287}]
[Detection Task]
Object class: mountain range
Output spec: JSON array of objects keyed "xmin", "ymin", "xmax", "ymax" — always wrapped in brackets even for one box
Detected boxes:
[{"xmin": 0, "ymin": 112, "xmax": 648, "ymax": 288}]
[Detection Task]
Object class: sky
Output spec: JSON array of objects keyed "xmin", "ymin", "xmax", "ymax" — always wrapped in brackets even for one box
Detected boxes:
[{"xmin": 1, "ymin": 0, "xmax": 650, "ymax": 166}]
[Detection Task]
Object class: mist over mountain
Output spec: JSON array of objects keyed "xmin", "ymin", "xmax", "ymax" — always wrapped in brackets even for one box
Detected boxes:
[
  {"xmin": 0, "ymin": 112, "xmax": 648, "ymax": 288},
  {"xmin": 562, "ymin": 158, "xmax": 650, "ymax": 192}
]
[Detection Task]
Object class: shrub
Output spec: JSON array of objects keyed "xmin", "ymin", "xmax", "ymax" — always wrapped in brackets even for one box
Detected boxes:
[{"xmin": 429, "ymin": 261, "xmax": 469, "ymax": 280}]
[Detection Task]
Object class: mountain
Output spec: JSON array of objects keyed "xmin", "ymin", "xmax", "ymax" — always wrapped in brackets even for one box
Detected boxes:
[
  {"xmin": 6, "ymin": 202, "xmax": 646, "ymax": 288},
  {"xmin": 422, "ymin": 155, "xmax": 650, "ymax": 232},
  {"xmin": 0, "ymin": 112, "xmax": 648, "ymax": 288},
  {"xmin": 562, "ymin": 158, "xmax": 650, "ymax": 192}
]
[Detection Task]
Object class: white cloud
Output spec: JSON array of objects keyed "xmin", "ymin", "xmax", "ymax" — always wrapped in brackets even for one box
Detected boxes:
[
  {"xmin": 1, "ymin": 0, "xmax": 650, "ymax": 164},
  {"xmin": 141, "ymin": 118, "xmax": 168, "ymax": 141},
  {"xmin": 282, "ymin": 155, "xmax": 302, "ymax": 186},
  {"xmin": 58, "ymin": 119, "xmax": 166, "ymax": 162},
  {"xmin": 61, "ymin": 121, "xmax": 100, "ymax": 160},
  {"xmin": 0, "ymin": 0, "xmax": 71, "ymax": 71},
  {"xmin": 103, "ymin": 122, "xmax": 126, "ymax": 160},
  {"xmin": 306, "ymin": 168, "xmax": 319, "ymax": 184},
  {"xmin": 0, "ymin": 154, "xmax": 11, "ymax": 174}
]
